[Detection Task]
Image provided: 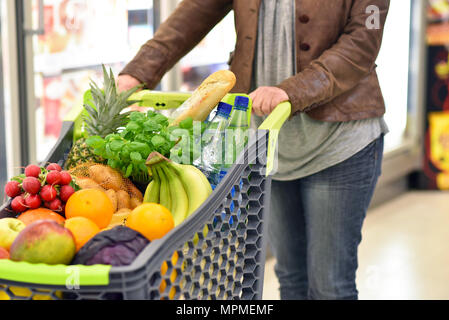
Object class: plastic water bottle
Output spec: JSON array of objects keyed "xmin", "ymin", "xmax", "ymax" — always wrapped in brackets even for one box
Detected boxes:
[
  {"xmin": 224, "ymin": 96, "xmax": 250, "ymax": 225},
  {"xmin": 227, "ymin": 96, "xmax": 250, "ymax": 166},
  {"xmin": 194, "ymin": 102, "xmax": 233, "ymax": 187}
]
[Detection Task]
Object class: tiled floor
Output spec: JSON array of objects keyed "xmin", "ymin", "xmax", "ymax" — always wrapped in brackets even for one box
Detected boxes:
[{"xmin": 262, "ymin": 191, "xmax": 449, "ymax": 300}]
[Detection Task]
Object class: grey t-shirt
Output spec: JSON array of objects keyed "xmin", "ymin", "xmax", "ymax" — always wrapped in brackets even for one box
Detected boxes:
[{"xmin": 251, "ymin": 0, "xmax": 389, "ymax": 181}]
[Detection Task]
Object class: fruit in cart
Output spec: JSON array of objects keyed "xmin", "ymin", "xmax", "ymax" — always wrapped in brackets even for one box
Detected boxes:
[
  {"xmin": 65, "ymin": 66, "xmax": 141, "ymax": 170},
  {"xmin": 9, "ymin": 220, "xmax": 76, "ymax": 265},
  {"xmin": 11, "ymin": 196, "xmax": 28, "ymax": 213},
  {"xmin": 0, "ymin": 218, "xmax": 26, "ymax": 251},
  {"xmin": 0, "ymin": 247, "xmax": 9, "ymax": 259},
  {"xmin": 18, "ymin": 208, "xmax": 66, "ymax": 226},
  {"xmin": 65, "ymin": 217, "xmax": 100, "ymax": 252},
  {"xmin": 161, "ymin": 164, "xmax": 188, "ymax": 226},
  {"xmin": 65, "ymin": 189, "xmax": 114, "ymax": 229},
  {"xmin": 166, "ymin": 161, "xmax": 212, "ymax": 219},
  {"xmin": 144, "ymin": 152, "xmax": 212, "ymax": 226},
  {"xmin": 24, "ymin": 165, "xmax": 41, "ymax": 178},
  {"xmin": 126, "ymin": 203, "xmax": 174, "ymax": 241},
  {"xmin": 71, "ymin": 226, "xmax": 149, "ymax": 267},
  {"xmin": 4, "ymin": 181, "xmax": 21, "ymax": 198}
]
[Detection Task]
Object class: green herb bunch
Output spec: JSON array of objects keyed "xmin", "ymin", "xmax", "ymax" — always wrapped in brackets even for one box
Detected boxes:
[{"xmin": 86, "ymin": 110, "xmax": 177, "ymax": 184}]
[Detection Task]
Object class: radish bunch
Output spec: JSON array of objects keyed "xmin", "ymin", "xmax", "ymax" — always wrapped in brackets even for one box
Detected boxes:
[{"xmin": 4, "ymin": 163, "xmax": 78, "ymax": 214}]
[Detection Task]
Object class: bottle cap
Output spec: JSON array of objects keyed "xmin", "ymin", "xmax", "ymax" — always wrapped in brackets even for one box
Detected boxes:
[
  {"xmin": 234, "ymin": 96, "xmax": 250, "ymax": 111},
  {"xmin": 217, "ymin": 102, "xmax": 233, "ymax": 117}
]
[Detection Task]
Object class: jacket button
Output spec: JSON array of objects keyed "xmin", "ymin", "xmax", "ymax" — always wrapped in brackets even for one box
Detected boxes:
[
  {"xmin": 300, "ymin": 43, "xmax": 310, "ymax": 51},
  {"xmin": 299, "ymin": 15, "xmax": 310, "ymax": 23}
]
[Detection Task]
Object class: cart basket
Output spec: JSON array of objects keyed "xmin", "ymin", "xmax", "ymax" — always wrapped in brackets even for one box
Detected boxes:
[{"xmin": 0, "ymin": 91, "xmax": 290, "ymax": 300}]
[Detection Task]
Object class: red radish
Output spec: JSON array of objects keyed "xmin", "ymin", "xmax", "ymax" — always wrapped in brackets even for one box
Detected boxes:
[
  {"xmin": 5, "ymin": 181, "xmax": 21, "ymax": 198},
  {"xmin": 24, "ymin": 164, "xmax": 41, "ymax": 178},
  {"xmin": 46, "ymin": 171, "xmax": 61, "ymax": 185},
  {"xmin": 59, "ymin": 171, "xmax": 72, "ymax": 185},
  {"xmin": 40, "ymin": 185, "xmax": 57, "ymax": 202},
  {"xmin": 45, "ymin": 198, "xmax": 63, "ymax": 212},
  {"xmin": 46, "ymin": 163, "xmax": 62, "ymax": 172},
  {"xmin": 24, "ymin": 194, "xmax": 42, "ymax": 209},
  {"xmin": 59, "ymin": 185, "xmax": 75, "ymax": 202},
  {"xmin": 22, "ymin": 177, "xmax": 41, "ymax": 195},
  {"xmin": 11, "ymin": 195, "xmax": 27, "ymax": 213}
]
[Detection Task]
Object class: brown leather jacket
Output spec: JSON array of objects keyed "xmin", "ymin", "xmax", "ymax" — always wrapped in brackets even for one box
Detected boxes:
[{"xmin": 120, "ymin": 0, "xmax": 390, "ymax": 122}]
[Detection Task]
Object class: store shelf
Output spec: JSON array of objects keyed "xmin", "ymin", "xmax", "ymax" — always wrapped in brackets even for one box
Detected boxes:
[{"xmin": 33, "ymin": 49, "xmax": 132, "ymax": 75}]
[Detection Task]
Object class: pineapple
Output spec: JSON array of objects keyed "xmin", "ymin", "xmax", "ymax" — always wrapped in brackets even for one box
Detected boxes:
[{"xmin": 65, "ymin": 65, "xmax": 141, "ymax": 170}]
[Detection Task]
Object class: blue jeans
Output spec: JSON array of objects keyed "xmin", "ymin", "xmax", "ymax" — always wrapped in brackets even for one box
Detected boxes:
[{"xmin": 268, "ymin": 135, "xmax": 384, "ymax": 300}]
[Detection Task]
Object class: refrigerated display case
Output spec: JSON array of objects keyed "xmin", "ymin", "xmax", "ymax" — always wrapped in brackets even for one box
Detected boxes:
[{"xmin": 14, "ymin": 0, "xmax": 156, "ymax": 164}]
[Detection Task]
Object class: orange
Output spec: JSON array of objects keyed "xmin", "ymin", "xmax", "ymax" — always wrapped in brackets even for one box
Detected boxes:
[
  {"xmin": 18, "ymin": 208, "xmax": 65, "ymax": 226},
  {"xmin": 126, "ymin": 203, "xmax": 174, "ymax": 241},
  {"xmin": 65, "ymin": 189, "xmax": 114, "ymax": 229},
  {"xmin": 65, "ymin": 217, "xmax": 100, "ymax": 252}
]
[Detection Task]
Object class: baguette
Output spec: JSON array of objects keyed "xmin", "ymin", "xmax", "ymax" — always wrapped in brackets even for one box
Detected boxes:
[{"xmin": 170, "ymin": 70, "xmax": 236, "ymax": 126}]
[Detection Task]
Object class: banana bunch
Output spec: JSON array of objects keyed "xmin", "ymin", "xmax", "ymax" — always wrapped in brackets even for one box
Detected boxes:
[{"xmin": 144, "ymin": 152, "xmax": 213, "ymax": 226}]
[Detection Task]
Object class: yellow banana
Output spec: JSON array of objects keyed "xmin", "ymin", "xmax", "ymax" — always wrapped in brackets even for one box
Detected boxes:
[
  {"xmin": 161, "ymin": 163, "xmax": 189, "ymax": 226},
  {"xmin": 157, "ymin": 165, "xmax": 172, "ymax": 212},
  {"xmin": 167, "ymin": 162, "xmax": 212, "ymax": 218},
  {"xmin": 144, "ymin": 173, "xmax": 160, "ymax": 203}
]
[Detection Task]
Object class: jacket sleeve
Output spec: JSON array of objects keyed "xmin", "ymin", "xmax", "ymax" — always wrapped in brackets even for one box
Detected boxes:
[
  {"xmin": 277, "ymin": 0, "xmax": 390, "ymax": 114},
  {"xmin": 120, "ymin": 0, "xmax": 233, "ymax": 88}
]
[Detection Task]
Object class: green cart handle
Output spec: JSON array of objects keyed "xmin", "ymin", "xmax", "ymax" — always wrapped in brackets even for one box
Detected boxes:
[{"xmin": 0, "ymin": 260, "xmax": 110, "ymax": 286}]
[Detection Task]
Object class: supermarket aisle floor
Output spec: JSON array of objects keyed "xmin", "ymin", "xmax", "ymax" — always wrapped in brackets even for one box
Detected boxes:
[{"xmin": 262, "ymin": 191, "xmax": 449, "ymax": 300}]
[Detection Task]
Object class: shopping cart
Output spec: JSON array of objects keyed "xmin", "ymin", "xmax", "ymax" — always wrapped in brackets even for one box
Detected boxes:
[{"xmin": 0, "ymin": 91, "xmax": 290, "ymax": 300}]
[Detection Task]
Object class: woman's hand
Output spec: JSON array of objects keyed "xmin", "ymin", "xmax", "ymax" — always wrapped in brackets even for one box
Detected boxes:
[
  {"xmin": 117, "ymin": 74, "xmax": 142, "ymax": 92},
  {"xmin": 249, "ymin": 86, "xmax": 289, "ymax": 117}
]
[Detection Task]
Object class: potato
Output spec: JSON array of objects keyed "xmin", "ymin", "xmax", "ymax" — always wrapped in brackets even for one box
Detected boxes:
[
  {"xmin": 126, "ymin": 181, "xmax": 143, "ymax": 202},
  {"xmin": 105, "ymin": 189, "xmax": 118, "ymax": 212},
  {"xmin": 108, "ymin": 208, "xmax": 132, "ymax": 228},
  {"xmin": 116, "ymin": 190, "xmax": 131, "ymax": 210},
  {"xmin": 130, "ymin": 197, "xmax": 142, "ymax": 210},
  {"xmin": 88, "ymin": 165, "xmax": 124, "ymax": 191},
  {"xmin": 75, "ymin": 177, "xmax": 105, "ymax": 191}
]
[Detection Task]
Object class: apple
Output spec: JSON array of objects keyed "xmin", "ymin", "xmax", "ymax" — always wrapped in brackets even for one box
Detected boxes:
[
  {"xmin": 0, "ymin": 247, "xmax": 9, "ymax": 259},
  {"xmin": 0, "ymin": 218, "xmax": 26, "ymax": 251},
  {"xmin": 10, "ymin": 220, "xmax": 76, "ymax": 265}
]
